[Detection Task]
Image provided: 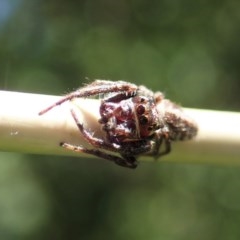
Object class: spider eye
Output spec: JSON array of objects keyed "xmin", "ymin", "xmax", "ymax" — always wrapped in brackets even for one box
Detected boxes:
[
  {"xmin": 139, "ymin": 116, "xmax": 148, "ymax": 125},
  {"xmin": 136, "ymin": 105, "xmax": 145, "ymax": 115}
]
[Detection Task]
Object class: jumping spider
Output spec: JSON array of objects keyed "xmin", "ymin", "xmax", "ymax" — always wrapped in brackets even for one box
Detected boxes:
[{"xmin": 39, "ymin": 80, "xmax": 198, "ymax": 169}]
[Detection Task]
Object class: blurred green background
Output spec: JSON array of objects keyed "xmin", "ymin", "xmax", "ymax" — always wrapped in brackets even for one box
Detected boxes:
[{"xmin": 0, "ymin": 0, "xmax": 240, "ymax": 239}]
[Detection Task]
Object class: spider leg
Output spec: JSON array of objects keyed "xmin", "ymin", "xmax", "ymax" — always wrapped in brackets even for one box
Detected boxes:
[
  {"xmin": 149, "ymin": 132, "xmax": 171, "ymax": 159},
  {"xmin": 68, "ymin": 108, "xmax": 138, "ymax": 168},
  {"xmin": 120, "ymin": 141, "xmax": 152, "ymax": 156},
  {"xmin": 104, "ymin": 91, "xmax": 137, "ymax": 103},
  {"xmin": 70, "ymin": 108, "xmax": 120, "ymax": 152},
  {"xmin": 157, "ymin": 138, "xmax": 171, "ymax": 157},
  {"xmin": 151, "ymin": 135, "xmax": 163, "ymax": 156},
  {"xmin": 80, "ymin": 80, "xmax": 138, "ymax": 96},
  {"xmin": 60, "ymin": 142, "xmax": 138, "ymax": 169},
  {"xmin": 39, "ymin": 80, "xmax": 138, "ymax": 115}
]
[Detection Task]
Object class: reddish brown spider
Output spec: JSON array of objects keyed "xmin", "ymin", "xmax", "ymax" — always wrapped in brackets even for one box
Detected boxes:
[{"xmin": 39, "ymin": 80, "xmax": 198, "ymax": 169}]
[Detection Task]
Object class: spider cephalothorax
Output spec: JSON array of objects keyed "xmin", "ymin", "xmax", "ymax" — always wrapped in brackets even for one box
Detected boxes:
[
  {"xmin": 99, "ymin": 86, "xmax": 164, "ymax": 144},
  {"xmin": 39, "ymin": 80, "xmax": 198, "ymax": 169}
]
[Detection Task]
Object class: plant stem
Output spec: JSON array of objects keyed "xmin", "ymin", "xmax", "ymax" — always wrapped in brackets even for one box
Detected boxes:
[
  {"xmin": 0, "ymin": 90, "xmax": 239, "ymax": 165},
  {"xmin": 0, "ymin": 90, "xmax": 101, "ymax": 157}
]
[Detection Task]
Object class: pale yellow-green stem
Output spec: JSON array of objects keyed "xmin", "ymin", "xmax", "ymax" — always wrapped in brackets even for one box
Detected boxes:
[{"xmin": 0, "ymin": 90, "xmax": 239, "ymax": 165}]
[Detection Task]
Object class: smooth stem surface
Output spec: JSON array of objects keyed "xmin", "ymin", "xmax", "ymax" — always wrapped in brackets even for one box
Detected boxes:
[
  {"xmin": 0, "ymin": 90, "xmax": 239, "ymax": 165},
  {"xmin": 0, "ymin": 91, "xmax": 101, "ymax": 157}
]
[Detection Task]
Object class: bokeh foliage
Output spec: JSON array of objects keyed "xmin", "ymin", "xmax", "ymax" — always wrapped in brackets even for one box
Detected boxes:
[{"xmin": 0, "ymin": 0, "xmax": 240, "ymax": 239}]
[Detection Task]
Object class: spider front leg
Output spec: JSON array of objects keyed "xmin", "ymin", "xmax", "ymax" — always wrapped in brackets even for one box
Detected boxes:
[
  {"xmin": 70, "ymin": 108, "xmax": 120, "ymax": 152},
  {"xmin": 60, "ymin": 142, "xmax": 138, "ymax": 169},
  {"xmin": 66, "ymin": 108, "xmax": 138, "ymax": 168},
  {"xmin": 39, "ymin": 80, "xmax": 138, "ymax": 115}
]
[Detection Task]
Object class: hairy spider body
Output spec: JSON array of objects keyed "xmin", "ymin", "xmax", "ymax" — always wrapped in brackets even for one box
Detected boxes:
[
  {"xmin": 99, "ymin": 90, "xmax": 164, "ymax": 143},
  {"xmin": 39, "ymin": 80, "xmax": 198, "ymax": 169}
]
